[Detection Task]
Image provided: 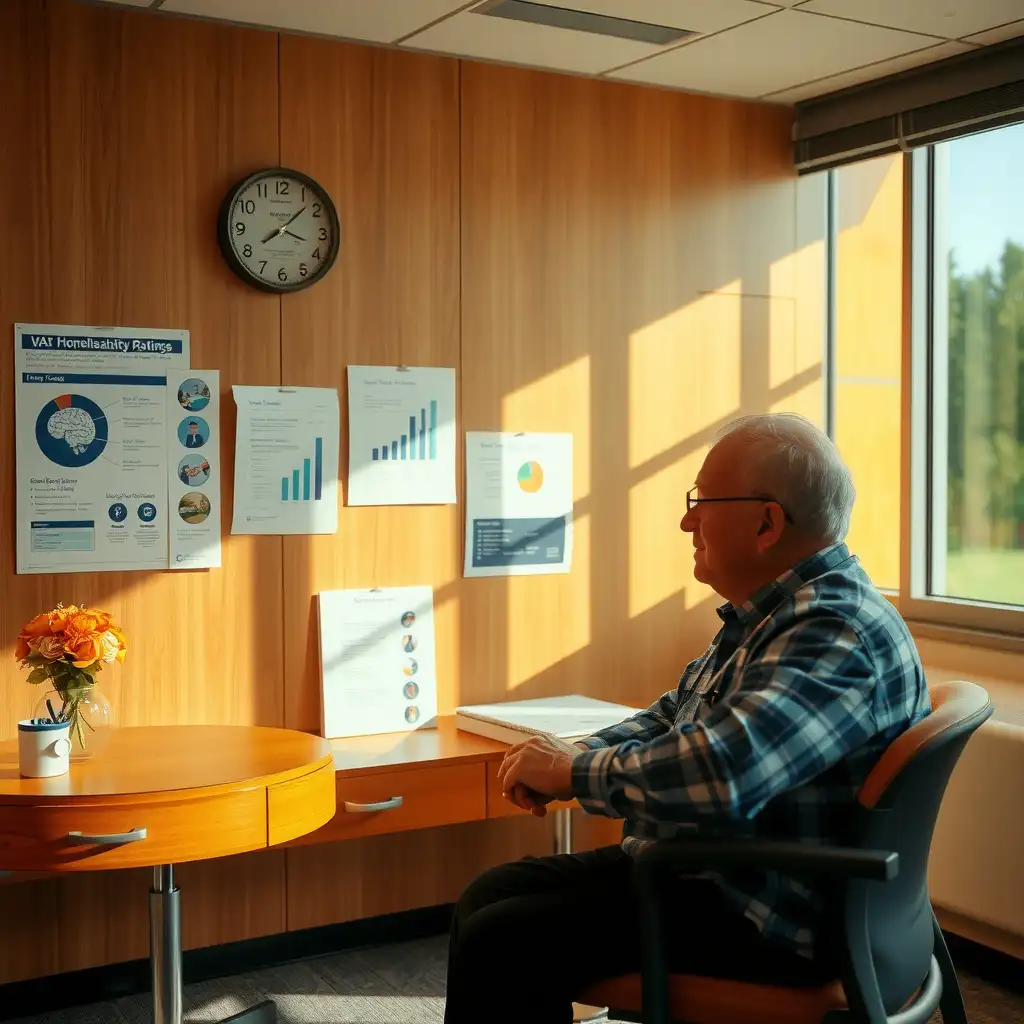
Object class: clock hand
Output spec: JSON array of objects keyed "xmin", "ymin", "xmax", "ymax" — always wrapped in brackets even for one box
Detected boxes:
[
  {"xmin": 284, "ymin": 229, "xmax": 306, "ymax": 242},
  {"xmin": 261, "ymin": 206, "xmax": 307, "ymax": 245}
]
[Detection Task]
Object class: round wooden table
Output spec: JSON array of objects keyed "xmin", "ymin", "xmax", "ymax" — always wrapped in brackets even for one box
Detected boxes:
[{"xmin": 0, "ymin": 724, "xmax": 335, "ymax": 1024}]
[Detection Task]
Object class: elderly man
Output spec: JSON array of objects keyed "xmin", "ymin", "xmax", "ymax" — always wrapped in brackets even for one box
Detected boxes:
[{"xmin": 443, "ymin": 412, "xmax": 929, "ymax": 1024}]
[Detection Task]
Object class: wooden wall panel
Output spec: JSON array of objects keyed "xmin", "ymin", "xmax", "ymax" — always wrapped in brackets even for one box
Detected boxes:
[
  {"xmin": 0, "ymin": 0, "xmax": 284, "ymax": 737},
  {"xmin": 276, "ymin": 37, "xmax": 462, "ymax": 734},
  {"xmin": 458, "ymin": 63, "xmax": 805, "ymax": 711}
]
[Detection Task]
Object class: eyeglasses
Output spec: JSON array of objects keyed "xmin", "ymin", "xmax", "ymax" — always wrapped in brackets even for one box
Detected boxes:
[{"xmin": 686, "ymin": 486, "xmax": 793, "ymax": 523}]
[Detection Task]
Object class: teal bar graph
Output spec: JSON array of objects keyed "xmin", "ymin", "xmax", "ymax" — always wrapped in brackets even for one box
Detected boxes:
[
  {"xmin": 282, "ymin": 438, "xmax": 325, "ymax": 501},
  {"xmin": 372, "ymin": 399, "xmax": 442, "ymax": 464}
]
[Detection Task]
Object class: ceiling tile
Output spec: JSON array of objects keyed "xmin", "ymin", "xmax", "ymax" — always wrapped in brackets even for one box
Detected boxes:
[
  {"xmin": 607, "ymin": 9, "xmax": 941, "ymax": 98},
  {"xmin": 401, "ymin": 6, "xmax": 662, "ymax": 74},
  {"xmin": 159, "ymin": 0, "xmax": 469, "ymax": 44},
  {"xmin": 964, "ymin": 17, "xmax": 1024, "ymax": 45},
  {"xmin": 764, "ymin": 39, "xmax": 975, "ymax": 103},
  {"xmin": 523, "ymin": 0, "xmax": 778, "ymax": 35},
  {"xmin": 797, "ymin": 0, "xmax": 1024, "ymax": 42}
]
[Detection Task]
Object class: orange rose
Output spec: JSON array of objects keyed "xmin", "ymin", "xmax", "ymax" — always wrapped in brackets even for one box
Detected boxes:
[
  {"xmin": 64, "ymin": 634, "xmax": 101, "ymax": 668},
  {"xmin": 20, "ymin": 613, "xmax": 52, "ymax": 639},
  {"xmin": 48, "ymin": 604, "xmax": 80, "ymax": 632},
  {"xmin": 66, "ymin": 611, "xmax": 103, "ymax": 636},
  {"xmin": 14, "ymin": 637, "xmax": 30, "ymax": 661}
]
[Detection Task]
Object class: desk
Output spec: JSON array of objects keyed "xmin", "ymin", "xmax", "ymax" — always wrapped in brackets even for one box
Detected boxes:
[{"xmin": 0, "ymin": 725, "xmax": 334, "ymax": 1024}]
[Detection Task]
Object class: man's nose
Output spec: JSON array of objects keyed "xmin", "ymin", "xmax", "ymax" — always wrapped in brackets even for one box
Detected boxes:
[{"xmin": 680, "ymin": 508, "xmax": 697, "ymax": 533}]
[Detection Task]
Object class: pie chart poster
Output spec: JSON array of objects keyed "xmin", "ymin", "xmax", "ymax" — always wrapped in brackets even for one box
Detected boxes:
[
  {"xmin": 463, "ymin": 431, "xmax": 574, "ymax": 577},
  {"xmin": 14, "ymin": 322, "xmax": 190, "ymax": 575}
]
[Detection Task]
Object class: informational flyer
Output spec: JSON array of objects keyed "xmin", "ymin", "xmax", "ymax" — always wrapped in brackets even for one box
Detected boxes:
[
  {"xmin": 230, "ymin": 385, "xmax": 340, "ymax": 535},
  {"xmin": 346, "ymin": 366, "xmax": 457, "ymax": 506},
  {"xmin": 15, "ymin": 322, "xmax": 190, "ymax": 575},
  {"xmin": 167, "ymin": 371, "xmax": 221, "ymax": 570},
  {"xmin": 464, "ymin": 431, "xmax": 574, "ymax": 577},
  {"xmin": 318, "ymin": 585, "xmax": 438, "ymax": 739}
]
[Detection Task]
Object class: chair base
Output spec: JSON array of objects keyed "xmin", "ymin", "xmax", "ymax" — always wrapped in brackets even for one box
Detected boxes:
[{"xmin": 219, "ymin": 999, "xmax": 277, "ymax": 1024}]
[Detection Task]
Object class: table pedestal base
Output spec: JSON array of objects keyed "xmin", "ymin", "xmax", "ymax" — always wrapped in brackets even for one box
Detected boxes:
[
  {"xmin": 149, "ymin": 865, "xmax": 277, "ymax": 1024},
  {"xmin": 552, "ymin": 810, "xmax": 611, "ymax": 1024}
]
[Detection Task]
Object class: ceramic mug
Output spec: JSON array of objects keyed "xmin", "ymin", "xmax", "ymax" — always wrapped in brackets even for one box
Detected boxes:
[{"xmin": 18, "ymin": 718, "xmax": 72, "ymax": 779}]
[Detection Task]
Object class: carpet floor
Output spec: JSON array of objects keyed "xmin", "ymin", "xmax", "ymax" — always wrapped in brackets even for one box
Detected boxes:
[{"xmin": 7, "ymin": 934, "xmax": 1023, "ymax": 1023}]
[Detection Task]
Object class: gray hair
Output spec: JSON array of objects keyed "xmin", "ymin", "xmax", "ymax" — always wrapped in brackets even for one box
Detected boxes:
[{"xmin": 713, "ymin": 413, "xmax": 855, "ymax": 543}]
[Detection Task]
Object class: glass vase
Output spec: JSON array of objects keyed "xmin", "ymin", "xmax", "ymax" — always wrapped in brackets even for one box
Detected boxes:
[{"xmin": 33, "ymin": 684, "xmax": 115, "ymax": 761}]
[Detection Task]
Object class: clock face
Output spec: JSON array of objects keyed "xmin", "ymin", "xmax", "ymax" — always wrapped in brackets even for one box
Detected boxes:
[{"xmin": 218, "ymin": 168, "xmax": 340, "ymax": 292}]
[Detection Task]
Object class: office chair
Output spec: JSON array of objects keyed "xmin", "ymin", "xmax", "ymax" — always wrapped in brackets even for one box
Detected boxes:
[{"xmin": 576, "ymin": 679, "xmax": 993, "ymax": 1024}]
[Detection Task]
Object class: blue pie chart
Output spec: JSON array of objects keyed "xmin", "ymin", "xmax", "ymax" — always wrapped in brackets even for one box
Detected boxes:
[{"xmin": 35, "ymin": 394, "xmax": 109, "ymax": 468}]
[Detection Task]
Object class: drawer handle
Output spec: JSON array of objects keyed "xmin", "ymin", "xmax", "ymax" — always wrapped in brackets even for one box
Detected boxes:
[
  {"xmin": 343, "ymin": 796, "xmax": 403, "ymax": 813},
  {"xmin": 67, "ymin": 827, "xmax": 148, "ymax": 846}
]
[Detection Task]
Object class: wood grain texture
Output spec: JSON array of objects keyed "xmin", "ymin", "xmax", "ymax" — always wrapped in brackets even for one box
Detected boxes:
[
  {"xmin": 277, "ymin": 35, "xmax": 462, "ymax": 735},
  {"xmin": 458, "ymin": 63, "xmax": 806, "ymax": 712}
]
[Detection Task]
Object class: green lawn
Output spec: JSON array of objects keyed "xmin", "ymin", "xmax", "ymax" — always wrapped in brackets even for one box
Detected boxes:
[{"xmin": 944, "ymin": 549, "xmax": 1024, "ymax": 607}]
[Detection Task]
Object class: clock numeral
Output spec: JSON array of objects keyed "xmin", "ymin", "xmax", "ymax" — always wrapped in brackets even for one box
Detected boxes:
[
  {"xmin": 299, "ymin": 263, "xmax": 308, "ymax": 278},
  {"xmin": 278, "ymin": 267, "xmax": 288, "ymax": 282},
  {"xmin": 312, "ymin": 203, "xmax": 322, "ymax": 218},
  {"xmin": 234, "ymin": 221, "xmax": 245, "ymax": 235},
  {"xmin": 259, "ymin": 261, "xmax": 267, "ymax": 275},
  {"xmin": 242, "ymin": 244, "xmax": 253, "ymax": 258},
  {"xmin": 318, "ymin": 227, "xmax": 328, "ymax": 241},
  {"xmin": 257, "ymin": 182, "xmax": 268, "ymax": 198},
  {"xmin": 301, "ymin": 186, "xmax": 306, "ymax": 202},
  {"xmin": 311, "ymin": 247, "xmax": 320, "ymax": 260},
  {"xmin": 276, "ymin": 180, "xmax": 290, "ymax": 196},
  {"xmin": 237, "ymin": 199, "xmax": 255, "ymax": 215}
]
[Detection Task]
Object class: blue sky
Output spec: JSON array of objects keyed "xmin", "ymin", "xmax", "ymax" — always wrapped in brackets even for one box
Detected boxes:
[{"xmin": 945, "ymin": 122, "xmax": 1024, "ymax": 278}]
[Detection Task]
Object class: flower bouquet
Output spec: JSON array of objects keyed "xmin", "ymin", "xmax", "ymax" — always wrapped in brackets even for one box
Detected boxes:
[{"xmin": 15, "ymin": 604, "xmax": 126, "ymax": 755}]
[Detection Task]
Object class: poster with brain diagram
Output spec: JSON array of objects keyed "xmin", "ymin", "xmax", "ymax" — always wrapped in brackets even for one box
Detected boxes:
[{"xmin": 13, "ymin": 323, "xmax": 211, "ymax": 574}]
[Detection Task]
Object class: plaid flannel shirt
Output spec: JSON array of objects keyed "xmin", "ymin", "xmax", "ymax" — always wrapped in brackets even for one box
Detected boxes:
[{"xmin": 570, "ymin": 542, "xmax": 929, "ymax": 961}]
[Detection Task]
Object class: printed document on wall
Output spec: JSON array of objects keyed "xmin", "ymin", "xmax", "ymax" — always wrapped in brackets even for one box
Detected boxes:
[
  {"xmin": 347, "ymin": 366, "xmax": 456, "ymax": 506},
  {"xmin": 318, "ymin": 586, "xmax": 438, "ymax": 739},
  {"xmin": 464, "ymin": 431, "xmax": 574, "ymax": 577},
  {"xmin": 168, "ymin": 370, "xmax": 221, "ymax": 569},
  {"xmin": 231, "ymin": 386, "xmax": 340, "ymax": 535},
  {"xmin": 14, "ymin": 322, "xmax": 190, "ymax": 575}
]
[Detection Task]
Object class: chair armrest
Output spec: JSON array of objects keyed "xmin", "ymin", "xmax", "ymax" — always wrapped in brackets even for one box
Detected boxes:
[{"xmin": 634, "ymin": 836, "xmax": 899, "ymax": 882}]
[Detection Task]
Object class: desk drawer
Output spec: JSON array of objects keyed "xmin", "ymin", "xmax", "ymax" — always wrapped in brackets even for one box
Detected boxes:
[
  {"xmin": 0, "ymin": 788, "xmax": 267, "ymax": 871},
  {"xmin": 485, "ymin": 764, "xmax": 575, "ymax": 818},
  {"xmin": 305, "ymin": 763, "xmax": 487, "ymax": 843}
]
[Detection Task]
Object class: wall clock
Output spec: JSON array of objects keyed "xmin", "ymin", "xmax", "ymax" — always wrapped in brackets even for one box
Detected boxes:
[{"xmin": 217, "ymin": 168, "xmax": 341, "ymax": 293}]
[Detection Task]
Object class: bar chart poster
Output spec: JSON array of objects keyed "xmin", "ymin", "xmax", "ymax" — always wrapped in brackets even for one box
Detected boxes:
[
  {"xmin": 230, "ymin": 385, "xmax": 339, "ymax": 535},
  {"xmin": 464, "ymin": 431, "xmax": 574, "ymax": 577},
  {"xmin": 346, "ymin": 366, "xmax": 457, "ymax": 506}
]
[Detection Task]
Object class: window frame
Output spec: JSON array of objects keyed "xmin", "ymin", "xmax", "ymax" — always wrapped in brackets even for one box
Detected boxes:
[{"xmin": 893, "ymin": 144, "xmax": 1024, "ymax": 642}]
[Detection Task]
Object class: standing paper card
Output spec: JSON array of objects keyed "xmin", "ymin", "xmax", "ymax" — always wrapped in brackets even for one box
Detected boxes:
[
  {"xmin": 346, "ymin": 365, "xmax": 457, "ymax": 506},
  {"xmin": 464, "ymin": 431, "xmax": 574, "ymax": 577},
  {"xmin": 318, "ymin": 586, "xmax": 438, "ymax": 739},
  {"xmin": 231, "ymin": 385, "xmax": 340, "ymax": 535}
]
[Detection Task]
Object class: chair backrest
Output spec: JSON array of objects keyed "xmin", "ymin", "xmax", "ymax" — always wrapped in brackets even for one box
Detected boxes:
[{"xmin": 842, "ymin": 680, "xmax": 993, "ymax": 1012}]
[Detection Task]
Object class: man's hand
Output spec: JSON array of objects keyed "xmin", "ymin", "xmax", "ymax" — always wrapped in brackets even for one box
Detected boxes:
[{"xmin": 497, "ymin": 735, "xmax": 577, "ymax": 814}]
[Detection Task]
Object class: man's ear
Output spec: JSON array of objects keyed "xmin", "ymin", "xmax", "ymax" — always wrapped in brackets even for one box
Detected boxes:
[{"xmin": 756, "ymin": 503, "xmax": 786, "ymax": 551}]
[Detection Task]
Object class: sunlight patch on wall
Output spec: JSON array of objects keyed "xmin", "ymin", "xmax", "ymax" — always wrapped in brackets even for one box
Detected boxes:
[
  {"xmin": 506, "ymin": 513, "xmax": 590, "ymax": 690},
  {"xmin": 628, "ymin": 456, "xmax": 708, "ymax": 618},
  {"xmin": 628, "ymin": 285, "xmax": 742, "ymax": 470},
  {"xmin": 501, "ymin": 355, "xmax": 591, "ymax": 500}
]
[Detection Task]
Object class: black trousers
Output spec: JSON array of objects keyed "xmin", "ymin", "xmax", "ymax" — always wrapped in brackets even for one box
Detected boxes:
[{"xmin": 443, "ymin": 844, "xmax": 822, "ymax": 1024}]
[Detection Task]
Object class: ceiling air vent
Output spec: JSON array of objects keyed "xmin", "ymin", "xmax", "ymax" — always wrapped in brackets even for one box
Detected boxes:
[{"xmin": 472, "ymin": 0, "xmax": 697, "ymax": 46}]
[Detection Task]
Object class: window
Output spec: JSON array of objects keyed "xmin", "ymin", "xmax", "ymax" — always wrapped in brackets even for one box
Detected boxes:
[{"xmin": 908, "ymin": 122, "xmax": 1024, "ymax": 628}]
